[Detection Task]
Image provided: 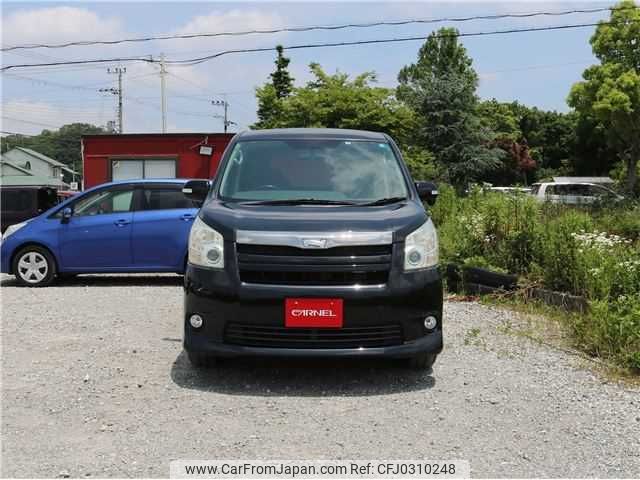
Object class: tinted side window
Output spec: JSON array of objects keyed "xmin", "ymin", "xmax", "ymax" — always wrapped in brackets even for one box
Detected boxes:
[
  {"xmin": 570, "ymin": 184, "xmax": 591, "ymax": 196},
  {"xmin": 590, "ymin": 185, "xmax": 614, "ymax": 198},
  {"xmin": 73, "ymin": 189, "xmax": 134, "ymax": 216},
  {"xmin": 37, "ymin": 188, "xmax": 58, "ymax": 211},
  {"xmin": 142, "ymin": 187, "xmax": 195, "ymax": 210},
  {"xmin": 548, "ymin": 185, "xmax": 576, "ymax": 195}
]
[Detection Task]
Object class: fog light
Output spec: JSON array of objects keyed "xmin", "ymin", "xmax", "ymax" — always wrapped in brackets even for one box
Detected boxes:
[
  {"xmin": 424, "ymin": 315, "xmax": 437, "ymax": 330},
  {"xmin": 189, "ymin": 314, "xmax": 203, "ymax": 329}
]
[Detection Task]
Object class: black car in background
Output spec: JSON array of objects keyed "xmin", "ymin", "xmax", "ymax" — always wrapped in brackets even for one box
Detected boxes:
[{"xmin": 1, "ymin": 186, "xmax": 60, "ymax": 233}]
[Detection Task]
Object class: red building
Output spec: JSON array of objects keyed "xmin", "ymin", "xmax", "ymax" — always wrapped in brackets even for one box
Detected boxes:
[{"xmin": 81, "ymin": 133, "xmax": 234, "ymax": 189}]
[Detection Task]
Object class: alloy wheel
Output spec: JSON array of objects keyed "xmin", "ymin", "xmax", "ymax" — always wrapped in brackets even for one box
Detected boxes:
[{"xmin": 17, "ymin": 252, "xmax": 49, "ymax": 284}]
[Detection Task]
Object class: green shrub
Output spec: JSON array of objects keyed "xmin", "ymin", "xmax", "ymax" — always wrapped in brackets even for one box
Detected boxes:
[
  {"xmin": 531, "ymin": 210, "xmax": 593, "ymax": 293},
  {"xmin": 576, "ymin": 295, "xmax": 640, "ymax": 371},
  {"xmin": 433, "ymin": 186, "xmax": 640, "ymax": 371}
]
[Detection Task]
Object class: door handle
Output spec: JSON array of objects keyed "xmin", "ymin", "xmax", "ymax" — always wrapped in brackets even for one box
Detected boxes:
[
  {"xmin": 114, "ymin": 219, "xmax": 131, "ymax": 227},
  {"xmin": 180, "ymin": 214, "xmax": 195, "ymax": 221}
]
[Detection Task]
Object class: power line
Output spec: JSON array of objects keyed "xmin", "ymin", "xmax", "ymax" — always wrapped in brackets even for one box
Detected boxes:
[
  {"xmin": 0, "ymin": 131, "xmax": 92, "ymax": 146},
  {"xmin": 163, "ymin": 20, "xmax": 640, "ymax": 67},
  {"xmin": 166, "ymin": 71, "xmax": 209, "ymax": 93},
  {"xmin": 2, "ymin": 72, "xmax": 157, "ymax": 95},
  {"xmin": 1, "ymin": 55, "xmax": 154, "ymax": 72},
  {"xmin": 1, "ymin": 116, "xmax": 63, "ymax": 129},
  {"xmin": 3, "ymin": 5, "xmax": 636, "ymax": 52},
  {"xmin": 3, "ymin": 20, "xmax": 636, "ymax": 73}
]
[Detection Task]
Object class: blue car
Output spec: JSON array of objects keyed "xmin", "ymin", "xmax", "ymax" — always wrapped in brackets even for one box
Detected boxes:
[{"xmin": 1, "ymin": 179, "xmax": 202, "ymax": 287}]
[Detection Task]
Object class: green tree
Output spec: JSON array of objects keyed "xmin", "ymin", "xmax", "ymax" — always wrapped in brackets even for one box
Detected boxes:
[
  {"xmin": 571, "ymin": 115, "xmax": 619, "ymax": 176},
  {"xmin": 271, "ymin": 45, "xmax": 294, "ymax": 99},
  {"xmin": 254, "ymin": 45, "xmax": 295, "ymax": 129},
  {"xmin": 253, "ymin": 62, "xmax": 435, "ymax": 178},
  {"xmin": 568, "ymin": 0, "xmax": 640, "ymax": 194},
  {"xmin": 397, "ymin": 28, "xmax": 503, "ymax": 190},
  {"xmin": 477, "ymin": 100, "xmax": 531, "ymax": 185},
  {"xmin": 476, "ymin": 100, "xmax": 620, "ymax": 184},
  {"xmin": 254, "ymin": 64, "xmax": 413, "ymax": 137}
]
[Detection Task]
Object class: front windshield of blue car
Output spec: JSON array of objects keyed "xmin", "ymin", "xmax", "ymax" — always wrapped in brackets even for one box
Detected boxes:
[{"xmin": 218, "ymin": 139, "xmax": 408, "ymax": 202}]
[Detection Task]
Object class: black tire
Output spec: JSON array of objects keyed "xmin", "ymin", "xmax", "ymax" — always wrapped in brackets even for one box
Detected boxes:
[
  {"xmin": 406, "ymin": 353, "xmax": 437, "ymax": 370},
  {"xmin": 12, "ymin": 246, "xmax": 56, "ymax": 287},
  {"xmin": 463, "ymin": 266, "xmax": 518, "ymax": 290},
  {"xmin": 187, "ymin": 351, "xmax": 217, "ymax": 368},
  {"xmin": 58, "ymin": 273, "xmax": 78, "ymax": 280}
]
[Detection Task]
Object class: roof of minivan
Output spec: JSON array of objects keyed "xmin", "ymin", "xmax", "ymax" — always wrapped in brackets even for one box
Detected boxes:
[{"xmin": 237, "ymin": 128, "xmax": 387, "ymax": 141}]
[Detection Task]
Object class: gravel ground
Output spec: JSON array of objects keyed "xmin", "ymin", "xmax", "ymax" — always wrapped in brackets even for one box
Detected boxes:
[{"xmin": 1, "ymin": 274, "xmax": 639, "ymax": 478}]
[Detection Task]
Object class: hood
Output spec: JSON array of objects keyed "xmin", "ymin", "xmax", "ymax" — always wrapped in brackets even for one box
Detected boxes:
[{"xmin": 199, "ymin": 199, "xmax": 428, "ymax": 243}]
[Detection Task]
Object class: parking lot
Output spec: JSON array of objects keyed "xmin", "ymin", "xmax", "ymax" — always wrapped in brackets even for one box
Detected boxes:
[{"xmin": 1, "ymin": 274, "xmax": 639, "ymax": 478}]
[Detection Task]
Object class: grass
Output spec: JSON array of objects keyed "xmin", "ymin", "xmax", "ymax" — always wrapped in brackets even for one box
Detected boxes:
[
  {"xmin": 476, "ymin": 292, "xmax": 640, "ymax": 383},
  {"xmin": 433, "ymin": 186, "xmax": 640, "ymax": 372}
]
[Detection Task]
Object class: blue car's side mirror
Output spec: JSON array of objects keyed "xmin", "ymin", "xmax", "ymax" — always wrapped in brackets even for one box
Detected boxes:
[{"xmin": 61, "ymin": 207, "xmax": 73, "ymax": 224}]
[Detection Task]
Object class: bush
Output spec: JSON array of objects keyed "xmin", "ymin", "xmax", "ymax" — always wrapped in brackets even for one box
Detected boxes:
[
  {"xmin": 434, "ymin": 186, "xmax": 640, "ymax": 370},
  {"xmin": 575, "ymin": 296, "xmax": 640, "ymax": 371},
  {"xmin": 530, "ymin": 210, "xmax": 593, "ymax": 293}
]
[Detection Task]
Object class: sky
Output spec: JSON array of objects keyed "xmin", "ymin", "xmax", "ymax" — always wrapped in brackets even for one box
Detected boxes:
[{"xmin": 0, "ymin": 0, "xmax": 622, "ymax": 136}]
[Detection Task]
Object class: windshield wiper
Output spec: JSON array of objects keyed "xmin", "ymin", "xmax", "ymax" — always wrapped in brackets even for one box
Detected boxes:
[
  {"xmin": 360, "ymin": 196, "xmax": 408, "ymax": 206},
  {"xmin": 242, "ymin": 198, "xmax": 360, "ymax": 206}
]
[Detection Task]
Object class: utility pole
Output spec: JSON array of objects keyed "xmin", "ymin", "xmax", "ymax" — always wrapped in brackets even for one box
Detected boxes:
[
  {"xmin": 101, "ymin": 66, "xmax": 126, "ymax": 133},
  {"xmin": 211, "ymin": 97, "xmax": 236, "ymax": 133},
  {"xmin": 160, "ymin": 53, "xmax": 167, "ymax": 133}
]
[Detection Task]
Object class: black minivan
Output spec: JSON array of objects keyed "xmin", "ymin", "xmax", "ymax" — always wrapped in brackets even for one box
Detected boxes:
[
  {"xmin": 1, "ymin": 186, "xmax": 59, "ymax": 233},
  {"xmin": 182, "ymin": 129, "xmax": 442, "ymax": 369}
]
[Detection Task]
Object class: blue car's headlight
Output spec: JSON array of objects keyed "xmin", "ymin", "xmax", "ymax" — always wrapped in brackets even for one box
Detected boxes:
[{"xmin": 2, "ymin": 222, "xmax": 27, "ymax": 240}]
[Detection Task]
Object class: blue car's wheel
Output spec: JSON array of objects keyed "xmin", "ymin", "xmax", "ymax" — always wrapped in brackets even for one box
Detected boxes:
[{"xmin": 12, "ymin": 246, "xmax": 56, "ymax": 287}]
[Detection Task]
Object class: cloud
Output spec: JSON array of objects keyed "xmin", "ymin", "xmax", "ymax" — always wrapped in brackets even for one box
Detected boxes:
[
  {"xmin": 175, "ymin": 9, "xmax": 284, "ymax": 37},
  {"xmin": 1, "ymin": 6, "xmax": 124, "ymax": 48},
  {"xmin": 165, "ymin": 65, "xmax": 212, "ymax": 93},
  {"xmin": 1, "ymin": 99, "xmax": 111, "ymax": 134},
  {"xmin": 166, "ymin": 9, "xmax": 287, "ymax": 54}
]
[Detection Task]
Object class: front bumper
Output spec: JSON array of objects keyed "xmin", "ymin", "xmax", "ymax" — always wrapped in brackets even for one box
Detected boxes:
[
  {"xmin": 183, "ymin": 258, "xmax": 443, "ymax": 359},
  {"xmin": 0, "ymin": 236, "xmax": 18, "ymax": 273},
  {"xmin": 185, "ymin": 331, "xmax": 442, "ymax": 359}
]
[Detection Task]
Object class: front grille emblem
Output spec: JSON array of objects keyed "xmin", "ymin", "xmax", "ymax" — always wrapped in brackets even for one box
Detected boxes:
[{"xmin": 302, "ymin": 238, "xmax": 328, "ymax": 249}]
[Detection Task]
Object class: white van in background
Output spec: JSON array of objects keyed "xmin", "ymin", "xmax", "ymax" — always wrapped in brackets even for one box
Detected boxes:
[{"xmin": 530, "ymin": 182, "xmax": 623, "ymax": 205}]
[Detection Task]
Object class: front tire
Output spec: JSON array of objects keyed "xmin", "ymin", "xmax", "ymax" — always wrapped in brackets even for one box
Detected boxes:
[
  {"xmin": 12, "ymin": 246, "xmax": 56, "ymax": 287},
  {"xmin": 406, "ymin": 353, "xmax": 437, "ymax": 370}
]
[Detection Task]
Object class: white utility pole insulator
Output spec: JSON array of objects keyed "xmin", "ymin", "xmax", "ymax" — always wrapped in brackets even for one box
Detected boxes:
[{"xmin": 212, "ymin": 97, "xmax": 236, "ymax": 133}]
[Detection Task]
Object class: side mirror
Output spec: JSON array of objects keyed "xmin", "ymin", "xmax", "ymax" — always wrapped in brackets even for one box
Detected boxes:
[
  {"xmin": 415, "ymin": 181, "xmax": 438, "ymax": 206},
  {"xmin": 61, "ymin": 207, "xmax": 73, "ymax": 224},
  {"xmin": 182, "ymin": 180, "xmax": 211, "ymax": 203}
]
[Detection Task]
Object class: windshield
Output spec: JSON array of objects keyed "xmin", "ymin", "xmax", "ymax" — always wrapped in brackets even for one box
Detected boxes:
[{"xmin": 218, "ymin": 139, "xmax": 408, "ymax": 203}]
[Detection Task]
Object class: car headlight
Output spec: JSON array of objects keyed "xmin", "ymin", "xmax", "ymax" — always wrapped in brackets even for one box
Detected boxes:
[
  {"xmin": 188, "ymin": 217, "xmax": 224, "ymax": 269},
  {"xmin": 2, "ymin": 222, "xmax": 27, "ymax": 240},
  {"xmin": 404, "ymin": 218, "xmax": 439, "ymax": 271}
]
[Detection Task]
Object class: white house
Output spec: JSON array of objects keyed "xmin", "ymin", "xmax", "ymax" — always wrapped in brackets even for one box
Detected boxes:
[{"xmin": 0, "ymin": 147, "xmax": 77, "ymax": 188}]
